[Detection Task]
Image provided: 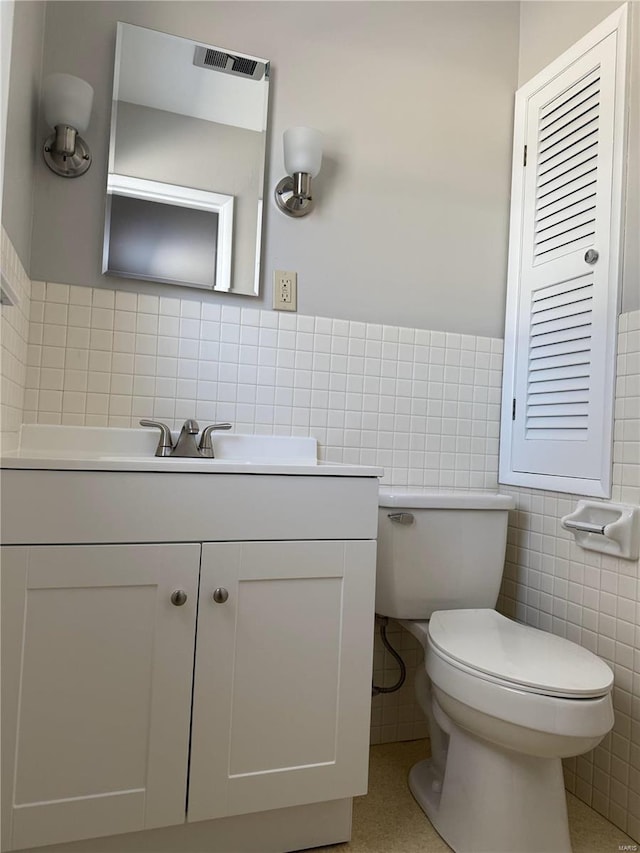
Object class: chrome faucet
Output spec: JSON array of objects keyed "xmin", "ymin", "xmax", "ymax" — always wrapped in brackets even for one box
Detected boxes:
[
  {"xmin": 171, "ymin": 418, "xmax": 201, "ymax": 457},
  {"xmin": 140, "ymin": 419, "xmax": 232, "ymax": 458}
]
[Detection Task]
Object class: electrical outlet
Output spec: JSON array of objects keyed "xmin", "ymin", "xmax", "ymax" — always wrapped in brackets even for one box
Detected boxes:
[{"xmin": 273, "ymin": 270, "xmax": 297, "ymax": 312}]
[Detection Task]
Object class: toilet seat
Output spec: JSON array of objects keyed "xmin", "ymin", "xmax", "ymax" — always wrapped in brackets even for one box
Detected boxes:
[
  {"xmin": 428, "ymin": 609, "xmax": 613, "ymax": 699},
  {"xmin": 426, "ymin": 640, "xmax": 614, "ymax": 744},
  {"xmin": 401, "ymin": 612, "xmax": 614, "ymax": 740}
]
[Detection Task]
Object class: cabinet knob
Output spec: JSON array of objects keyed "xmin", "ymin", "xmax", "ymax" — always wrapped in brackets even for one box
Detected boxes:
[
  {"xmin": 584, "ymin": 249, "xmax": 599, "ymax": 265},
  {"xmin": 212, "ymin": 587, "xmax": 229, "ymax": 604},
  {"xmin": 170, "ymin": 590, "xmax": 188, "ymax": 606}
]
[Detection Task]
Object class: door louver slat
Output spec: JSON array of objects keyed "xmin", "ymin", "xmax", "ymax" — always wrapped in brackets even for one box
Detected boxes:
[
  {"xmin": 531, "ymin": 277, "xmax": 592, "ymax": 302},
  {"xmin": 537, "ymin": 162, "xmax": 597, "ymax": 204},
  {"xmin": 539, "ymin": 95, "xmax": 600, "ymax": 145},
  {"xmin": 527, "ymin": 415, "xmax": 589, "ymax": 426},
  {"xmin": 529, "ymin": 337, "xmax": 592, "ymax": 359},
  {"xmin": 526, "ymin": 277, "xmax": 593, "ymax": 439},
  {"xmin": 527, "ymin": 402, "xmax": 590, "ymax": 417},
  {"xmin": 525, "ymin": 426, "xmax": 589, "ymax": 439},
  {"xmin": 535, "ymin": 209, "xmax": 597, "ymax": 243},
  {"xmin": 538, "ymin": 142, "xmax": 598, "ymax": 183},
  {"xmin": 537, "ymin": 172, "xmax": 597, "ymax": 211},
  {"xmin": 530, "ymin": 325, "xmax": 591, "ymax": 347},
  {"xmin": 531, "ymin": 311, "xmax": 592, "ymax": 337},
  {"xmin": 539, "ymin": 72, "xmax": 600, "ymax": 128},
  {"xmin": 534, "ymin": 228, "xmax": 596, "ymax": 258},
  {"xmin": 536, "ymin": 196, "xmax": 596, "ymax": 231},
  {"xmin": 539, "ymin": 117, "xmax": 598, "ymax": 161},
  {"xmin": 539, "ymin": 134, "xmax": 598, "ymax": 177},
  {"xmin": 537, "ymin": 155, "xmax": 598, "ymax": 193},
  {"xmin": 527, "ymin": 389, "xmax": 590, "ymax": 405},
  {"xmin": 532, "ymin": 292, "xmax": 592, "ymax": 315},
  {"xmin": 529, "ymin": 354, "xmax": 591, "ymax": 373},
  {"xmin": 528, "ymin": 364, "xmax": 591, "ymax": 383},
  {"xmin": 527, "ymin": 377, "xmax": 591, "ymax": 393},
  {"xmin": 533, "ymin": 69, "xmax": 601, "ymax": 264}
]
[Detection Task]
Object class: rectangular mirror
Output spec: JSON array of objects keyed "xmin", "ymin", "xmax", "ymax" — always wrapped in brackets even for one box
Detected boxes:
[{"xmin": 103, "ymin": 22, "xmax": 270, "ymax": 296}]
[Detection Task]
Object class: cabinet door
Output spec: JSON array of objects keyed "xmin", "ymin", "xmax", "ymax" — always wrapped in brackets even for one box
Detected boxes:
[
  {"xmin": 188, "ymin": 540, "xmax": 376, "ymax": 823},
  {"xmin": 1, "ymin": 544, "xmax": 200, "ymax": 851}
]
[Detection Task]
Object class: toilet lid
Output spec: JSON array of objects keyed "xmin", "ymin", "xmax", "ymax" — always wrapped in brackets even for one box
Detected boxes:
[
  {"xmin": 378, "ymin": 488, "xmax": 514, "ymax": 509},
  {"xmin": 428, "ymin": 609, "xmax": 613, "ymax": 698}
]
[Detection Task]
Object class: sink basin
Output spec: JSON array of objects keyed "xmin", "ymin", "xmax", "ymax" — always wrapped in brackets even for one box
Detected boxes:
[{"xmin": 1, "ymin": 425, "xmax": 384, "ymax": 477}]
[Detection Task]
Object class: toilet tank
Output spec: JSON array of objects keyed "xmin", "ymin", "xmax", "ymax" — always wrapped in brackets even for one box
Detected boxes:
[{"xmin": 376, "ymin": 489, "xmax": 515, "ymax": 619}]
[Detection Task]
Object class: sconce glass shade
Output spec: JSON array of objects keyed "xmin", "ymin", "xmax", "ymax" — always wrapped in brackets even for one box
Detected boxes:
[
  {"xmin": 283, "ymin": 127, "xmax": 323, "ymax": 178},
  {"xmin": 43, "ymin": 73, "xmax": 94, "ymax": 132}
]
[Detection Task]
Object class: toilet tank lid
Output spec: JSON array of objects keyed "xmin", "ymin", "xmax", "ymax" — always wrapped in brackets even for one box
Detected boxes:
[{"xmin": 378, "ymin": 488, "xmax": 515, "ymax": 510}]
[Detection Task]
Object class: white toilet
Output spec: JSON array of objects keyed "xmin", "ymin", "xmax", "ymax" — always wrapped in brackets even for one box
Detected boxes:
[{"xmin": 377, "ymin": 489, "xmax": 614, "ymax": 853}]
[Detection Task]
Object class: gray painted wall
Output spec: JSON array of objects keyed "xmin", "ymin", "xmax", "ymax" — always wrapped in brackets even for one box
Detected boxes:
[
  {"xmin": 518, "ymin": 1, "xmax": 640, "ymax": 313},
  {"xmin": 20, "ymin": 1, "xmax": 519, "ymax": 338},
  {"xmin": 2, "ymin": 0, "xmax": 45, "ymax": 268}
]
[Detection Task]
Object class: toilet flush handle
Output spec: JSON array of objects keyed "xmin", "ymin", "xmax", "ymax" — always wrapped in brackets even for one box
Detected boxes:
[{"xmin": 387, "ymin": 512, "xmax": 414, "ymax": 525}]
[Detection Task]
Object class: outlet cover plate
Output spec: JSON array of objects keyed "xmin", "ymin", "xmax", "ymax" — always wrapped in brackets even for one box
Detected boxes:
[{"xmin": 273, "ymin": 270, "xmax": 297, "ymax": 311}]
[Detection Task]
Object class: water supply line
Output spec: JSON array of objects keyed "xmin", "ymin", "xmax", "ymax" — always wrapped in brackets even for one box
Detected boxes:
[{"xmin": 371, "ymin": 616, "xmax": 406, "ymax": 696}]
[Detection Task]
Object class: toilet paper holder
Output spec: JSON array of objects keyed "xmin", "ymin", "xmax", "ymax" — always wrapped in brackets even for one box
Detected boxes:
[{"xmin": 561, "ymin": 501, "xmax": 639, "ymax": 560}]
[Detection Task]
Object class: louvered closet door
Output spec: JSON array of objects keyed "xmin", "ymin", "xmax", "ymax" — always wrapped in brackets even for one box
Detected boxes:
[{"xmin": 511, "ymin": 28, "xmax": 622, "ymax": 482}]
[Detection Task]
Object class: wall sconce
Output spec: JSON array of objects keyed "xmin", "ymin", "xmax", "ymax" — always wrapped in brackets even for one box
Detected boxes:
[
  {"xmin": 42, "ymin": 73, "xmax": 94, "ymax": 178},
  {"xmin": 274, "ymin": 126, "xmax": 322, "ymax": 217}
]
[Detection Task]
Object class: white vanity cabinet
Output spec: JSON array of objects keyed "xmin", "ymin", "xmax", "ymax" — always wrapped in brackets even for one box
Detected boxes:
[
  {"xmin": 189, "ymin": 540, "xmax": 375, "ymax": 822},
  {"xmin": 1, "ymin": 543, "xmax": 201, "ymax": 851},
  {"xmin": 1, "ymin": 457, "xmax": 380, "ymax": 853}
]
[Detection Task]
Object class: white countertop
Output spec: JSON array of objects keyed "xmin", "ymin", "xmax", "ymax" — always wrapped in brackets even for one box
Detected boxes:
[
  {"xmin": 1, "ymin": 453, "xmax": 383, "ymax": 477},
  {"xmin": 1, "ymin": 425, "xmax": 383, "ymax": 478}
]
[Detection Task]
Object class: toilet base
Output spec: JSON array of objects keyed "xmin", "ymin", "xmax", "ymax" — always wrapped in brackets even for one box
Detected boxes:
[{"xmin": 408, "ymin": 720, "xmax": 572, "ymax": 853}]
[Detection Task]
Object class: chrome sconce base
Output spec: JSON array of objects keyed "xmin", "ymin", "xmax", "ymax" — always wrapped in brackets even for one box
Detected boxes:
[
  {"xmin": 274, "ymin": 172, "xmax": 315, "ymax": 217},
  {"xmin": 43, "ymin": 125, "xmax": 92, "ymax": 178}
]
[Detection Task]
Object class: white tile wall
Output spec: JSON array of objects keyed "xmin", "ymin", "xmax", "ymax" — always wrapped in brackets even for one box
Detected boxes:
[
  {"xmin": 24, "ymin": 282, "xmax": 504, "ymax": 489},
  {"xmin": 370, "ymin": 620, "xmax": 428, "ymax": 745},
  {"xmin": 498, "ymin": 310, "xmax": 640, "ymax": 841},
  {"xmin": 614, "ymin": 311, "xmax": 640, "ymax": 507},
  {"xmin": 0, "ymin": 227, "xmax": 31, "ymax": 452}
]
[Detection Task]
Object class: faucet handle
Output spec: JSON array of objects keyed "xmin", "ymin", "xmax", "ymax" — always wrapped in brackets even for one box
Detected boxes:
[
  {"xmin": 140, "ymin": 419, "xmax": 174, "ymax": 457},
  {"xmin": 198, "ymin": 423, "xmax": 233, "ymax": 458}
]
